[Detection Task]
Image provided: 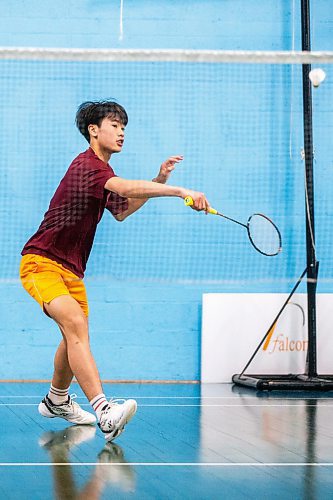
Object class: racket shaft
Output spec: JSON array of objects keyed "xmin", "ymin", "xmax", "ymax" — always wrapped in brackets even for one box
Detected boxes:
[{"xmin": 215, "ymin": 213, "xmax": 247, "ymax": 228}]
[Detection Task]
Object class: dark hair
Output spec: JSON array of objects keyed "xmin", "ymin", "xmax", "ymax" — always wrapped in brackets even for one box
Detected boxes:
[{"xmin": 76, "ymin": 100, "xmax": 128, "ymax": 142}]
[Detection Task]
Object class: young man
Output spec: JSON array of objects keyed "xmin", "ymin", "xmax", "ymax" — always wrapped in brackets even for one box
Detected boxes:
[{"xmin": 20, "ymin": 100, "xmax": 210, "ymax": 442}]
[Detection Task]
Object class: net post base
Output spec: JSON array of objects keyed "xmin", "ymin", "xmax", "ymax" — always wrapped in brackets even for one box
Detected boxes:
[{"xmin": 232, "ymin": 373, "xmax": 333, "ymax": 391}]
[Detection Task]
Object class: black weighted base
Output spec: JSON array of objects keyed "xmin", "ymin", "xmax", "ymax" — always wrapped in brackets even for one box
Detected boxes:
[{"xmin": 232, "ymin": 373, "xmax": 333, "ymax": 391}]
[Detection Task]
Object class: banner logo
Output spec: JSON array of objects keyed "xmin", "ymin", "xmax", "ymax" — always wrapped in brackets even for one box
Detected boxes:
[{"xmin": 262, "ymin": 302, "xmax": 307, "ymax": 354}]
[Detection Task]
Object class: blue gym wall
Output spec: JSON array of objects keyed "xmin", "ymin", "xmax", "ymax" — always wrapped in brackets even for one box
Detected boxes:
[{"xmin": 1, "ymin": 1, "xmax": 333, "ymax": 380}]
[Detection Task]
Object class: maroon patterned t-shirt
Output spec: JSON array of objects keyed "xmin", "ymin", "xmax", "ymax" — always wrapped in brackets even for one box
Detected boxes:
[{"xmin": 21, "ymin": 148, "xmax": 128, "ymax": 278}]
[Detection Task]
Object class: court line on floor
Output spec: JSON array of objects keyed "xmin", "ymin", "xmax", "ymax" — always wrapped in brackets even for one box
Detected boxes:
[
  {"xmin": 0, "ymin": 403, "xmax": 332, "ymax": 407},
  {"xmin": 1, "ymin": 462, "xmax": 333, "ymax": 467},
  {"xmin": 0, "ymin": 396, "xmax": 252, "ymax": 399},
  {"xmin": 1, "ymin": 395, "xmax": 333, "ymax": 400}
]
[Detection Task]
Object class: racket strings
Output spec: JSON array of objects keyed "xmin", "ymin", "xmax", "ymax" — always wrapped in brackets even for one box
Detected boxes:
[{"xmin": 247, "ymin": 214, "xmax": 282, "ymax": 256}]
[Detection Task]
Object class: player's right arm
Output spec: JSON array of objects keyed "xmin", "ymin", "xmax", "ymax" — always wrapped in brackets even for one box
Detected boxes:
[{"xmin": 104, "ymin": 177, "xmax": 210, "ymax": 212}]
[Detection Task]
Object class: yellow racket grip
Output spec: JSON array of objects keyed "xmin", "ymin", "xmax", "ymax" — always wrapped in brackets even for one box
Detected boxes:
[{"xmin": 184, "ymin": 196, "xmax": 218, "ymax": 215}]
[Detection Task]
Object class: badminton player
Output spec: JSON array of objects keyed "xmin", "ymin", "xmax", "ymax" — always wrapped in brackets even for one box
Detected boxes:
[{"xmin": 19, "ymin": 100, "xmax": 210, "ymax": 442}]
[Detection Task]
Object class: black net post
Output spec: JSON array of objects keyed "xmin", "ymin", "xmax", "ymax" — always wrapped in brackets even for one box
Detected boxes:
[
  {"xmin": 232, "ymin": 4, "xmax": 333, "ymax": 391},
  {"xmin": 301, "ymin": 0, "xmax": 318, "ymax": 378}
]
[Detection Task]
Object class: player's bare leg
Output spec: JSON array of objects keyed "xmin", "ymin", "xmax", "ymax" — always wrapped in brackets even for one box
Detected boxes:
[
  {"xmin": 41, "ymin": 295, "xmax": 137, "ymax": 439},
  {"xmin": 37, "ymin": 295, "xmax": 99, "ymax": 425},
  {"xmin": 51, "ymin": 337, "xmax": 74, "ymax": 390},
  {"xmin": 44, "ymin": 295, "xmax": 102, "ymax": 400}
]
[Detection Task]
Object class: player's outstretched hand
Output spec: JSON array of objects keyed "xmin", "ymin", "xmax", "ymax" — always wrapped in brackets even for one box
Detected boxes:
[
  {"xmin": 155, "ymin": 155, "xmax": 183, "ymax": 184},
  {"xmin": 185, "ymin": 190, "xmax": 211, "ymax": 212}
]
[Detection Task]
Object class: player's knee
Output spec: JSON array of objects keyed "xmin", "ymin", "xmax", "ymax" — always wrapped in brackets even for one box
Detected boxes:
[{"xmin": 61, "ymin": 314, "xmax": 87, "ymax": 337}]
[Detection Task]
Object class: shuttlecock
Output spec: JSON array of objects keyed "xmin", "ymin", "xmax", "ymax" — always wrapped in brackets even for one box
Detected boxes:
[{"xmin": 309, "ymin": 68, "xmax": 326, "ymax": 87}]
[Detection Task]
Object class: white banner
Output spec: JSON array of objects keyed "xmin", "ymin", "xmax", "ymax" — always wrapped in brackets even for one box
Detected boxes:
[{"xmin": 201, "ymin": 293, "xmax": 333, "ymax": 382}]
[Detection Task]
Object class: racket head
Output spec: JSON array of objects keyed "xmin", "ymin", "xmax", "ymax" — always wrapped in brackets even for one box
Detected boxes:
[{"xmin": 246, "ymin": 213, "xmax": 282, "ymax": 256}]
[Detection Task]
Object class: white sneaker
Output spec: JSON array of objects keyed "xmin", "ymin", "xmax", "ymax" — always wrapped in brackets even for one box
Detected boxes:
[
  {"xmin": 98, "ymin": 399, "xmax": 137, "ymax": 442},
  {"xmin": 38, "ymin": 394, "xmax": 96, "ymax": 425}
]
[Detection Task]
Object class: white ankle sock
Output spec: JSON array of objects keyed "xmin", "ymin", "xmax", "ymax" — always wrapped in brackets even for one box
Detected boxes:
[
  {"xmin": 48, "ymin": 384, "xmax": 70, "ymax": 405},
  {"xmin": 90, "ymin": 393, "xmax": 109, "ymax": 420}
]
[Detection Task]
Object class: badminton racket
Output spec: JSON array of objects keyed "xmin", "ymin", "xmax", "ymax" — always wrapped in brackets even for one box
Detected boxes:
[{"xmin": 184, "ymin": 196, "xmax": 282, "ymax": 257}]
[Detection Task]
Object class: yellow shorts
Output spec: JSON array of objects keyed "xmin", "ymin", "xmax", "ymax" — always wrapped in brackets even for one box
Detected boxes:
[{"xmin": 20, "ymin": 254, "xmax": 89, "ymax": 316}]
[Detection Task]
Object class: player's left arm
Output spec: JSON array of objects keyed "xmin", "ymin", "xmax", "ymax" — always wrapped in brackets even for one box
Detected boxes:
[{"xmin": 114, "ymin": 155, "xmax": 183, "ymax": 221}]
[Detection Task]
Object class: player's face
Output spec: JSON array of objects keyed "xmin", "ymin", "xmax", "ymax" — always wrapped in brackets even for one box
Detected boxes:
[{"xmin": 96, "ymin": 117, "xmax": 125, "ymax": 153}]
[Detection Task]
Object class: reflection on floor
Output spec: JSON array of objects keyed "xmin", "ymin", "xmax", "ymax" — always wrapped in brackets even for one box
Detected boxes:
[{"xmin": 0, "ymin": 382, "xmax": 333, "ymax": 499}]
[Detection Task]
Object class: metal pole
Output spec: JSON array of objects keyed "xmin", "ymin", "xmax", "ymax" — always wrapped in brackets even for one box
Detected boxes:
[{"xmin": 301, "ymin": 0, "xmax": 318, "ymax": 377}]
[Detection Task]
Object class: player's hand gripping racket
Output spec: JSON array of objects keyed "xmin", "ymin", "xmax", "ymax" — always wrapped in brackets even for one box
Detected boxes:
[{"xmin": 184, "ymin": 196, "xmax": 282, "ymax": 257}]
